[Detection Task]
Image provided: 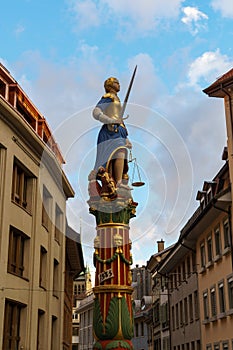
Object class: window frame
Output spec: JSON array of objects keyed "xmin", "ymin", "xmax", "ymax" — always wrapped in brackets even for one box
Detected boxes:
[
  {"xmin": 227, "ymin": 276, "xmax": 233, "ymax": 309},
  {"xmin": 7, "ymin": 226, "xmax": 29, "ymax": 279},
  {"xmin": 3, "ymin": 299, "xmax": 26, "ymax": 350},
  {"xmin": 11, "ymin": 158, "xmax": 34, "ymax": 213},
  {"xmin": 203, "ymin": 290, "xmax": 209, "ymax": 320},
  {"xmin": 218, "ymin": 281, "xmax": 226, "ymax": 314},
  {"xmin": 223, "ymin": 219, "xmax": 230, "ymax": 250},
  {"xmin": 42, "ymin": 185, "xmax": 52, "ymax": 231},
  {"xmin": 210, "ymin": 286, "xmax": 217, "ymax": 318},
  {"xmin": 200, "ymin": 241, "xmax": 206, "ymax": 269},
  {"xmin": 214, "ymin": 225, "xmax": 222, "ymax": 257}
]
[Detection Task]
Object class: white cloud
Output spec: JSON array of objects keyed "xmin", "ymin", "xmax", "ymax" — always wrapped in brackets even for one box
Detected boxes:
[
  {"xmin": 15, "ymin": 24, "xmax": 25, "ymax": 36},
  {"xmin": 211, "ymin": 0, "xmax": 233, "ymax": 18},
  {"xmin": 68, "ymin": 0, "xmax": 101, "ymax": 29},
  {"xmin": 187, "ymin": 49, "xmax": 233, "ymax": 87},
  {"xmin": 68, "ymin": 0, "xmax": 185, "ymax": 34},
  {"xmin": 181, "ymin": 6, "xmax": 208, "ymax": 35}
]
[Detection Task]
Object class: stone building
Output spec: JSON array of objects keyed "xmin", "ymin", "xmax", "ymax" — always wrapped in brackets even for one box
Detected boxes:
[{"xmin": 0, "ymin": 63, "xmax": 84, "ymax": 349}]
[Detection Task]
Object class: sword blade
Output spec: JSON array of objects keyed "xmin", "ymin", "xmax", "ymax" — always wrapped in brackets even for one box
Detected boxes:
[{"xmin": 121, "ymin": 65, "xmax": 137, "ymax": 118}]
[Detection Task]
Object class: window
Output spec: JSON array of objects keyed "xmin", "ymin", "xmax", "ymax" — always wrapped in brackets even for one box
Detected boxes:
[
  {"xmin": 222, "ymin": 341, "xmax": 229, "ymax": 350},
  {"xmin": 180, "ymin": 301, "xmax": 183, "ymax": 326},
  {"xmin": 37, "ymin": 309, "xmax": 45, "ymax": 350},
  {"xmin": 213, "ymin": 343, "xmax": 220, "ymax": 350},
  {"xmin": 174, "ymin": 270, "xmax": 177, "ymax": 288},
  {"xmin": 53, "ymin": 259, "xmax": 60, "ymax": 298},
  {"xmin": 8, "ymin": 226, "xmax": 29, "ymax": 278},
  {"xmin": 189, "ymin": 294, "xmax": 193, "ymax": 322},
  {"xmin": 207, "ymin": 187, "xmax": 212, "ymax": 203},
  {"xmin": 55, "ymin": 204, "xmax": 63, "ymax": 243},
  {"xmin": 223, "ymin": 219, "xmax": 230, "ymax": 249},
  {"xmin": 0, "ymin": 79, "xmax": 6, "ymax": 97},
  {"xmin": 200, "ymin": 242, "xmax": 206, "ymax": 268},
  {"xmin": 12, "ymin": 159, "xmax": 34, "ymax": 212},
  {"xmin": 161, "ymin": 302, "xmax": 169, "ymax": 329},
  {"xmin": 51, "ymin": 316, "xmax": 58, "ymax": 350},
  {"xmin": 194, "ymin": 290, "xmax": 199, "ymax": 320},
  {"xmin": 207, "ymin": 235, "xmax": 213, "ymax": 263},
  {"xmin": 206, "ymin": 345, "xmax": 212, "ymax": 350},
  {"xmin": 184, "ymin": 298, "xmax": 188, "ymax": 324},
  {"xmin": 191, "ymin": 251, "xmax": 196, "ymax": 273},
  {"xmin": 178, "ymin": 266, "xmax": 181, "ymax": 285},
  {"xmin": 218, "ymin": 282, "xmax": 225, "ymax": 313},
  {"xmin": 182, "ymin": 261, "xmax": 186, "ymax": 281},
  {"xmin": 187, "ymin": 256, "xmax": 191, "ymax": 277},
  {"xmin": 3, "ymin": 299, "xmax": 26, "ymax": 350},
  {"xmin": 210, "ymin": 287, "xmax": 217, "ymax": 317},
  {"xmin": 0, "ymin": 145, "xmax": 6, "ymax": 198},
  {"xmin": 42, "ymin": 185, "xmax": 52, "ymax": 230},
  {"xmin": 141, "ymin": 322, "xmax": 144, "ymax": 336},
  {"xmin": 39, "ymin": 246, "xmax": 47, "ymax": 289},
  {"xmin": 153, "ymin": 301, "xmax": 160, "ymax": 325},
  {"xmin": 176, "ymin": 303, "xmax": 179, "ymax": 328},
  {"xmin": 172, "ymin": 306, "xmax": 175, "ymax": 330},
  {"xmin": 74, "ymin": 284, "xmax": 77, "ymax": 295},
  {"xmin": 214, "ymin": 226, "xmax": 221, "ymax": 256},
  {"xmin": 203, "ymin": 291, "xmax": 209, "ymax": 319},
  {"xmin": 227, "ymin": 277, "xmax": 233, "ymax": 309},
  {"xmin": 135, "ymin": 322, "xmax": 139, "ymax": 337}
]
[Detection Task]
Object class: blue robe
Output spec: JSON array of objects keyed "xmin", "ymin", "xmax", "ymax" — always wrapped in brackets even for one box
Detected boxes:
[{"xmin": 94, "ymin": 96, "xmax": 128, "ymax": 171}]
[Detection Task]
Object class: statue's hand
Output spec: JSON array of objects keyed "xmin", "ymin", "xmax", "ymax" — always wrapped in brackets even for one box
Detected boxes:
[{"xmin": 125, "ymin": 139, "xmax": 132, "ymax": 149}]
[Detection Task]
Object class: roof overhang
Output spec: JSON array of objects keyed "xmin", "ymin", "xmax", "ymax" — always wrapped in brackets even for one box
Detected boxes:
[{"xmin": 157, "ymin": 188, "xmax": 231, "ymax": 274}]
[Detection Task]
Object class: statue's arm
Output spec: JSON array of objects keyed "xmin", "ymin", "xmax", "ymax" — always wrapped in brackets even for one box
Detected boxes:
[{"xmin": 93, "ymin": 106, "xmax": 114, "ymax": 124}]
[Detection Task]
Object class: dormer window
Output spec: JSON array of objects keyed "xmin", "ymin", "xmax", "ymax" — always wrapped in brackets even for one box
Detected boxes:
[
  {"xmin": 0, "ymin": 79, "xmax": 6, "ymax": 98},
  {"xmin": 196, "ymin": 191, "xmax": 207, "ymax": 209}
]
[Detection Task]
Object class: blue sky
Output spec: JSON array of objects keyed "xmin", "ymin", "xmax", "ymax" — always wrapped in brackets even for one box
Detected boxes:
[{"xmin": 1, "ymin": 0, "xmax": 233, "ymax": 279}]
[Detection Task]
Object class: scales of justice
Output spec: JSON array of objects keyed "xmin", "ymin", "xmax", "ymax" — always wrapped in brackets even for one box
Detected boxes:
[{"xmin": 87, "ymin": 66, "xmax": 145, "ymax": 350}]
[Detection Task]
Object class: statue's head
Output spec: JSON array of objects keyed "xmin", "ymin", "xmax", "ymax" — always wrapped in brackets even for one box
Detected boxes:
[{"xmin": 104, "ymin": 77, "xmax": 120, "ymax": 93}]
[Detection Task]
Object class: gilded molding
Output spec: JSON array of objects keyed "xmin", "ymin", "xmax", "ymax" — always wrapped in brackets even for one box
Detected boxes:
[{"xmin": 93, "ymin": 285, "xmax": 133, "ymax": 294}]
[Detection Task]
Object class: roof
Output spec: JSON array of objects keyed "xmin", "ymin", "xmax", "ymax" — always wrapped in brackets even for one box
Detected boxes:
[
  {"xmin": 0, "ymin": 62, "xmax": 65, "ymax": 164},
  {"xmin": 203, "ymin": 67, "xmax": 233, "ymax": 97}
]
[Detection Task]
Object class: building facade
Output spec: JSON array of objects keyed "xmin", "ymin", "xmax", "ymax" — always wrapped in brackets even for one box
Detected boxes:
[
  {"xmin": 147, "ymin": 240, "xmax": 174, "ymax": 350},
  {"xmin": 78, "ymin": 293, "xmax": 94, "ymax": 350},
  {"xmin": 131, "ymin": 264, "xmax": 152, "ymax": 350},
  {"xmin": 0, "ymin": 63, "xmax": 84, "ymax": 349},
  {"xmin": 72, "ymin": 267, "xmax": 92, "ymax": 350},
  {"xmin": 155, "ymin": 240, "xmax": 201, "ymax": 350}
]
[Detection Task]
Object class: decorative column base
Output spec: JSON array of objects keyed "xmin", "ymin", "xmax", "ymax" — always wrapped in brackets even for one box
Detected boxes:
[{"xmin": 88, "ymin": 188, "xmax": 137, "ymax": 350}]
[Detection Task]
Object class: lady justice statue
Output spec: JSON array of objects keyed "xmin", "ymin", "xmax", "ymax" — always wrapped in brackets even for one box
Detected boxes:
[{"xmin": 88, "ymin": 68, "xmax": 137, "ymax": 202}]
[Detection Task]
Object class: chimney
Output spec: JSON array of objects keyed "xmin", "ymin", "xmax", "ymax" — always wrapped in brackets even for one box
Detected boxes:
[{"xmin": 157, "ymin": 239, "xmax": 164, "ymax": 252}]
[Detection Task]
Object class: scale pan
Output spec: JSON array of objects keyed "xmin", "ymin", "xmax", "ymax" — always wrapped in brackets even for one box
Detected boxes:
[{"xmin": 132, "ymin": 181, "xmax": 145, "ymax": 187}]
